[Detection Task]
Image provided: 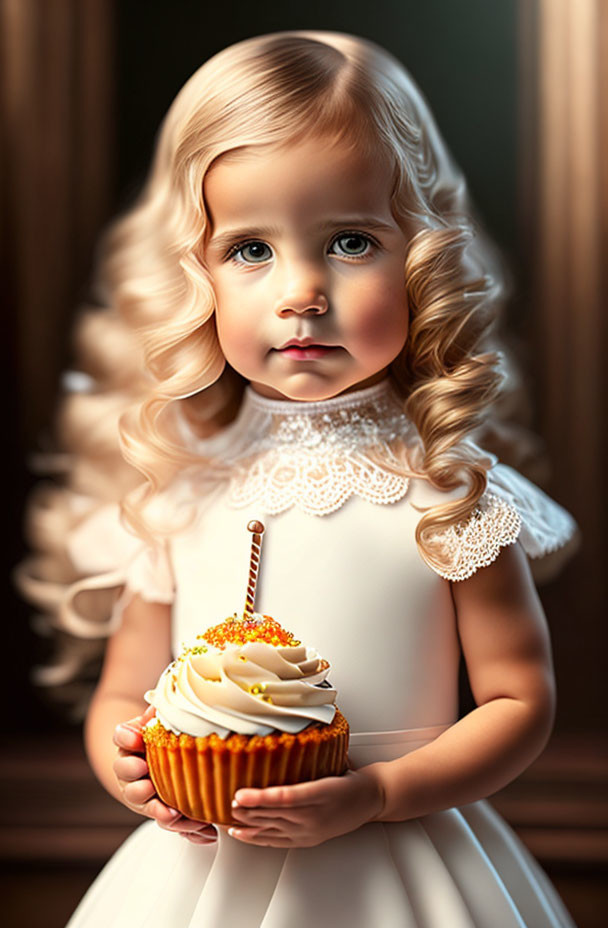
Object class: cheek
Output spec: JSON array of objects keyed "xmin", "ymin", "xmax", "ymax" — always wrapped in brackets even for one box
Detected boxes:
[
  {"xmin": 346, "ymin": 281, "xmax": 409, "ymax": 351},
  {"xmin": 217, "ymin": 319, "xmax": 252, "ymax": 367},
  {"xmin": 213, "ymin": 279, "xmax": 261, "ymax": 363},
  {"xmin": 214, "ymin": 303, "xmax": 250, "ymax": 364}
]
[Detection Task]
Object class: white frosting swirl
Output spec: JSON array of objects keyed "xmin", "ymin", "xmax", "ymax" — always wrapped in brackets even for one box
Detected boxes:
[{"xmin": 145, "ymin": 624, "xmax": 337, "ymax": 738}]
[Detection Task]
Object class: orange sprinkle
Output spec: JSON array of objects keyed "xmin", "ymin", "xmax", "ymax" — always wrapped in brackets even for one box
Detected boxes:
[{"xmin": 201, "ymin": 613, "xmax": 301, "ymax": 650}]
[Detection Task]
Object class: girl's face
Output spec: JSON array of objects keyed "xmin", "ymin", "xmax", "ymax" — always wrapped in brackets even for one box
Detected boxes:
[{"xmin": 203, "ymin": 137, "xmax": 410, "ymax": 401}]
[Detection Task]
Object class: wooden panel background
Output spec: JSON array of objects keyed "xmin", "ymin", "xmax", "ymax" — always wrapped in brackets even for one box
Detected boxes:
[
  {"xmin": 1, "ymin": 0, "xmax": 114, "ymax": 449},
  {"xmin": 518, "ymin": 0, "xmax": 607, "ymax": 732},
  {"xmin": 2, "ymin": 2, "xmax": 606, "ymax": 924}
]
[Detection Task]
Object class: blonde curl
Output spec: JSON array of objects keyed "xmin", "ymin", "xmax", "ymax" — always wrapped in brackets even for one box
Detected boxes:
[{"xmin": 19, "ymin": 31, "xmax": 517, "ymax": 694}]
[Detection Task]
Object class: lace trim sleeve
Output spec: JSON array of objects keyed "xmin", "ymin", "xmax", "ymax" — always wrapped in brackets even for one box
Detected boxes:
[
  {"xmin": 427, "ymin": 492, "xmax": 521, "ymax": 581},
  {"xmin": 422, "ymin": 464, "xmax": 579, "ymax": 583}
]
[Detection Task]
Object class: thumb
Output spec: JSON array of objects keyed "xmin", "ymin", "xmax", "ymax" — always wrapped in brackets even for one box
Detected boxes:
[
  {"xmin": 113, "ymin": 705, "xmax": 156, "ymax": 749},
  {"xmin": 124, "ymin": 703, "xmax": 155, "ymax": 732}
]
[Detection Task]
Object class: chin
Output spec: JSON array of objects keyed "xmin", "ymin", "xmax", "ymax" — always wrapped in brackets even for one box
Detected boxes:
[
  {"xmin": 250, "ymin": 374, "xmax": 344, "ymax": 403},
  {"xmin": 258, "ymin": 375, "xmax": 382, "ymax": 403}
]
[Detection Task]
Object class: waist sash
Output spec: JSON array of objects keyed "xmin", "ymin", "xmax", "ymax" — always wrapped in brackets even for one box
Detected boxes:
[{"xmin": 348, "ymin": 723, "xmax": 452, "ymax": 766}]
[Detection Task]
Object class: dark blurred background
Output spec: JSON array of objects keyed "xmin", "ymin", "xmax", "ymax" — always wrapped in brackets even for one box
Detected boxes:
[{"xmin": 2, "ymin": 1, "xmax": 606, "ymax": 926}]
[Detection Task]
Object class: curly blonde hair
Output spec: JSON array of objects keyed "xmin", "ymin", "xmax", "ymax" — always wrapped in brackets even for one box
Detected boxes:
[
  {"xmin": 104, "ymin": 31, "xmax": 506, "ymax": 568},
  {"xmin": 18, "ymin": 31, "xmax": 514, "ymax": 705}
]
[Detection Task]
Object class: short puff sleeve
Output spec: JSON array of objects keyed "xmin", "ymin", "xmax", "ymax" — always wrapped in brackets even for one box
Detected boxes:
[
  {"xmin": 60, "ymin": 502, "xmax": 175, "ymax": 637},
  {"xmin": 408, "ymin": 458, "xmax": 579, "ymax": 583}
]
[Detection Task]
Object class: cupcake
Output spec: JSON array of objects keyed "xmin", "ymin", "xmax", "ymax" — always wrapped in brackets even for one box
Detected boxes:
[{"xmin": 142, "ymin": 611, "xmax": 349, "ymax": 825}]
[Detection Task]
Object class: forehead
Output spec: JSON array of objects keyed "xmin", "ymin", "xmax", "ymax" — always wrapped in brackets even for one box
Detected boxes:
[{"xmin": 203, "ymin": 138, "xmax": 396, "ymax": 229}]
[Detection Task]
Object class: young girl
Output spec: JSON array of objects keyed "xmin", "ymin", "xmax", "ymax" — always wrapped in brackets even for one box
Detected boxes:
[{"xmin": 25, "ymin": 30, "xmax": 579, "ymax": 928}]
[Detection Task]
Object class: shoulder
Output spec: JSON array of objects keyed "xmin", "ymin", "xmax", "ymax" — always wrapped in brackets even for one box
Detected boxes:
[{"xmin": 406, "ymin": 452, "xmax": 578, "ymax": 584}]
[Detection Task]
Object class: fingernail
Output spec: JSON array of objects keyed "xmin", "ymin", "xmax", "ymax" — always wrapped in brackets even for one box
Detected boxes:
[
  {"xmin": 228, "ymin": 827, "xmax": 236, "ymax": 837},
  {"xmin": 231, "ymin": 799, "xmax": 239, "ymax": 808},
  {"xmin": 115, "ymin": 723, "xmax": 137, "ymax": 736}
]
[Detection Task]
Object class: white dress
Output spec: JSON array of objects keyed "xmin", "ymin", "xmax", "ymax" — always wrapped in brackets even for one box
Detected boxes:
[{"xmin": 65, "ymin": 380, "xmax": 578, "ymax": 928}]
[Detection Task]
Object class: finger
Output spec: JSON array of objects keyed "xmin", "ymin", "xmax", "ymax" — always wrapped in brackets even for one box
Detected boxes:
[
  {"xmin": 164, "ymin": 816, "xmax": 217, "ymax": 835},
  {"xmin": 228, "ymin": 826, "xmax": 296, "ymax": 847},
  {"xmin": 234, "ymin": 781, "xmax": 322, "ymax": 809},
  {"xmin": 114, "ymin": 706, "xmax": 155, "ymax": 743},
  {"xmin": 189, "ymin": 823, "xmax": 218, "ymax": 837},
  {"xmin": 231, "ymin": 806, "xmax": 300, "ymax": 827},
  {"xmin": 229, "ymin": 820, "xmax": 296, "ymax": 839},
  {"xmin": 232, "ymin": 815, "xmax": 298, "ymax": 831},
  {"xmin": 145, "ymin": 799, "xmax": 182, "ymax": 825},
  {"xmin": 113, "ymin": 754, "xmax": 148, "ymax": 782},
  {"xmin": 113, "ymin": 724, "xmax": 145, "ymax": 752},
  {"xmin": 122, "ymin": 777, "xmax": 156, "ymax": 806},
  {"xmin": 181, "ymin": 832, "xmax": 218, "ymax": 845}
]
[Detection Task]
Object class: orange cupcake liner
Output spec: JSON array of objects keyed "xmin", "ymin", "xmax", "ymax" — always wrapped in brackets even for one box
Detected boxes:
[{"xmin": 143, "ymin": 710, "xmax": 349, "ymax": 826}]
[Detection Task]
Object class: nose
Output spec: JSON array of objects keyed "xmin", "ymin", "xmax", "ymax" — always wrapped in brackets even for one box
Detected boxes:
[
  {"xmin": 276, "ymin": 290, "xmax": 329, "ymax": 316},
  {"xmin": 275, "ymin": 266, "xmax": 329, "ymax": 316}
]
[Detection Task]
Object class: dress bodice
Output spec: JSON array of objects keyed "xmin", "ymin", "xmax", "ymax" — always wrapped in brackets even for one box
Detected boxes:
[
  {"xmin": 129, "ymin": 380, "xmax": 576, "ymax": 735},
  {"xmin": 66, "ymin": 379, "xmax": 577, "ymax": 735},
  {"xmin": 160, "ymin": 382, "xmax": 458, "ymax": 733},
  {"xmin": 170, "ymin": 488, "xmax": 460, "ymax": 734}
]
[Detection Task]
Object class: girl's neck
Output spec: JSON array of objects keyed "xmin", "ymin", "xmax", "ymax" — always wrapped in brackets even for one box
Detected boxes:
[{"xmin": 244, "ymin": 376, "xmax": 396, "ymax": 415}]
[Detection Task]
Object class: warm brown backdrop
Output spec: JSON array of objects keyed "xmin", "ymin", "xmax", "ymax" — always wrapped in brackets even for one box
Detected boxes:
[{"xmin": 2, "ymin": 1, "xmax": 606, "ymax": 926}]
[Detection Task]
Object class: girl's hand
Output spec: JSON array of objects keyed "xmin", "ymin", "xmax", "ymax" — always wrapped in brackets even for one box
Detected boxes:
[
  {"xmin": 229, "ymin": 768, "xmax": 384, "ymax": 848},
  {"xmin": 112, "ymin": 707, "xmax": 217, "ymax": 845}
]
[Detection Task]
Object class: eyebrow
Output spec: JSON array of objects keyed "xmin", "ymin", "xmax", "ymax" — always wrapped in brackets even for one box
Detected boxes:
[
  {"xmin": 208, "ymin": 225, "xmax": 282, "ymax": 255},
  {"xmin": 208, "ymin": 217, "xmax": 398, "ymax": 254}
]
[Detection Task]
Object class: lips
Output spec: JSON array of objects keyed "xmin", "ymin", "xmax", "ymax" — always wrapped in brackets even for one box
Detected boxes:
[
  {"xmin": 280, "ymin": 345, "xmax": 337, "ymax": 360},
  {"xmin": 275, "ymin": 338, "xmax": 339, "ymax": 361},
  {"xmin": 277, "ymin": 337, "xmax": 327, "ymax": 350}
]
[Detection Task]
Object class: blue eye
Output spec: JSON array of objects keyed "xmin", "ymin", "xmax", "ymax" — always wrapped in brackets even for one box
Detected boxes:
[
  {"xmin": 329, "ymin": 233, "xmax": 374, "ymax": 258},
  {"xmin": 229, "ymin": 241, "xmax": 272, "ymax": 264}
]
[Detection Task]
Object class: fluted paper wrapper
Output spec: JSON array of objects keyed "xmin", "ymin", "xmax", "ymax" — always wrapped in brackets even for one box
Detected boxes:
[{"xmin": 143, "ymin": 710, "xmax": 349, "ymax": 826}]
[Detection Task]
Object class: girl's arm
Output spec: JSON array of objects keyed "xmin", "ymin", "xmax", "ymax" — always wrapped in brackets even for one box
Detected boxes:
[
  {"xmin": 85, "ymin": 593, "xmax": 171, "ymax": 800},
  {"xmin": 85, "ymin": 593, "xmax": 216, "ymax": 842},
  {"xmin": 369, "ymin": 539, "xmax": 556, "ymax": 821},
  {"xmin": 230, "ymin": 542, "xmax": 556, "ymax": 845}
]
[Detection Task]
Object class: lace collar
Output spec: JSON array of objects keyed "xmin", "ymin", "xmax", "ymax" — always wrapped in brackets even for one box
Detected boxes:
[
  {"xmin": 201, "ymin": 380, "xmax": 417, "ymax": 516},
  {"xmin": 241, "ymin": 380, "xmax": 411, "ymax": 450}
]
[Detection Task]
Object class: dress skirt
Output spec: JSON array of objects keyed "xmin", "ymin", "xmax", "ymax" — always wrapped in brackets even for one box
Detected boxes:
[{"xmin": 66, "ymin": 727, "xmax": 576, "ymax": 928}]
